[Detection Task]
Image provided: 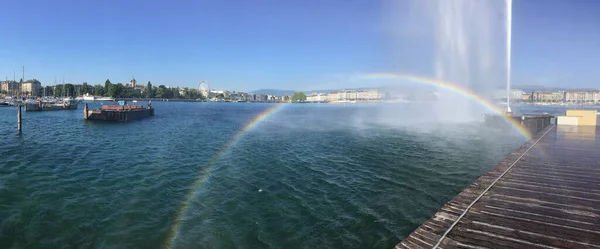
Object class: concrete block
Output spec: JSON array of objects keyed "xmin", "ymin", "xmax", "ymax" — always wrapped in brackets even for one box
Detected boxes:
[
  {"xmin": 566, "ymin": 110, "xmax": 597, "ymax": 126},
  {"xmin": 557, "ymin": 116, "xmax": 579, "ymax": 126}
]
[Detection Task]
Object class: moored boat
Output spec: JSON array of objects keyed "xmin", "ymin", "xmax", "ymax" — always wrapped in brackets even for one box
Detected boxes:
[
  {"xmin": 25, "ymin": 99, "xmax": 78, "ymax": 112},
  {"xmin": 84, "ymin": 100, "xmax": 154, "ymax": 122}
]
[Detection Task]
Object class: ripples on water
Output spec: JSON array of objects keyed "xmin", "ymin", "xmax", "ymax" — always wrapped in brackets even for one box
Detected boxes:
[{"xmin": 0, "ymin": 102, "xmax": 525, "ymax": 248}]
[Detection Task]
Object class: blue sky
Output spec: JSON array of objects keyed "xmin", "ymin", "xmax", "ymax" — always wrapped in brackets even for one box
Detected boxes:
[{"xmin": 0, "ymin": 0, "xmax": 598, "ymax": 92}]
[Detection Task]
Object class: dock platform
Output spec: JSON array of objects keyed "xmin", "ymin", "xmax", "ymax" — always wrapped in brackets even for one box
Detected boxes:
[
  {"xmin": 397, "ymin": 125, "xmax": 600, "ymax": 249},
  {"xmin": 84, "ymin": 103, "xmax": 154, "ymax": 122}
]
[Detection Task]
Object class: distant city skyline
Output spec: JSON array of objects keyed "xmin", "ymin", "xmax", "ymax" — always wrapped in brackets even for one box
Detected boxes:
[{"xmin": 1, "ymin": 0, "xmax": 599, "ymax": 91}]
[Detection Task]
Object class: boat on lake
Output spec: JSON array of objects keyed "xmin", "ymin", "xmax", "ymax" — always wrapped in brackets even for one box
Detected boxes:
[
  {"xmin": 84, "ymin": 100, "xmax": 154, "ymax": 122},
  {"xmin": 79, "ymin": 93, "xmax": 115, "ymax": 102},
  {"xmin": 25, "ymin": 99, "xmax": 78, "ymax": 112}
]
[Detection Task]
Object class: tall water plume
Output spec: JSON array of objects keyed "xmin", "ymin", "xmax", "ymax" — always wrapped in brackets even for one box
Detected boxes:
[
  {"xmin": 506, "ymin": 0, "xmax": 512, "ymax": 112},
  {"xmin": 383, "ymin": 0, "xmax": 507, "ymax": 122}
]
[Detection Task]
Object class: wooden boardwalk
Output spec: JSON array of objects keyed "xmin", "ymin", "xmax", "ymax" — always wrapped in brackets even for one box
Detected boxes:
[{"xmin": 397, "ymin": 125, "xmax": 600, "ymax": 249}]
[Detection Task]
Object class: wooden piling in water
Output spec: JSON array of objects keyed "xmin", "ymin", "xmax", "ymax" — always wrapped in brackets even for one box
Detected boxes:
[
  {"xmin": 84, "ymin": 103, "xmax": 88, "ymax": 120},
  {"xmin": 17, "ymin": 105, "xmax": 22, "ymax": 133}
]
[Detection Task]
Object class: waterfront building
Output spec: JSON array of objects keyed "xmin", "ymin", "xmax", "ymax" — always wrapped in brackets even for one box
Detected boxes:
[
  {"xmin": 521, "ymin": 93, "xmax": 532, "ymax": 101},
  {"xmin": 22, "ymin": 79, "xmax": 41, "ymax": 96},
  {"xmin": 336, "ymin": 89, "xmax": 383, "ymax": 101},
  {"xmin": 0, "ymin": 80, "xmax": 20, "ymax": 95},
  {"xmin": 564, "ymin": 90, "xmax": 600, "ymax": 103},
  {"xmin": 338, "ymin": 90, "xmax": 354, "ymax": 100},
  {"xmin": 129, "ymin": 77, "xmax": 145, "ymax": 90},
  {"xmin": 323, "ymin": 89, "xmax": 384, "ymax": 102},
  {"xmin": 511, "ymin": 89, "xmax": 525, "ymax": 100},
  {"xmin": 356, "ymin": 89, "xmax": 383, "ymax": 100},
  {"xmin": 306, "ymin": 93, "xmax": 327, "ymax": 102},
  {"xmin": 327, "ymin": 91, "xmax": 340, "ymax": 102},
  {"xmin": 254, "ymin": 93, "xmax": 268, "ymax": 101},
  {"xmin": 532, "ymin": 90, "xmax": 565, "ymax": 102}
]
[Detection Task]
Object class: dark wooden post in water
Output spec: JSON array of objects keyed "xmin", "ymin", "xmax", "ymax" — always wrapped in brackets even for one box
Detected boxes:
[
  {"xmin": 17, "ymin": 105, "xmax": 22, "ymax": 134},
  {"xmin": 83, "ymin": 103, "xmax": 88, "ymax": 120}
]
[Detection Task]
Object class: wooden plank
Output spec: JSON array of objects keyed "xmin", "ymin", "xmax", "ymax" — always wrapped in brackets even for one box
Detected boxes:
[
  {"xmin": 498, "ymin": 177, "xmax": 600, "ymax": 195},
  {"xmin": 452, "ymin": 219, "xmax": 595, "ymax": 249},
  {"xmin": 479, "ymin": 198, "xmax": 600, "ymax": 227},
  {"xmin": 492, "ymin": 180, "xmax": 600, "ymax": 201},
  {"xmin": 447, "ymin": 229, "xmax": 557, "ymax": 249},
  {"xmin": 464, "ymin": 208, "xmax": 600, "ymax": 246},
  {"xmin": 397, "ymin": 125, "xmax": 600, "ymax": 248},
  {"xmin": 485, "ymin": 193, "xmax": 600, "ymax": 213}
]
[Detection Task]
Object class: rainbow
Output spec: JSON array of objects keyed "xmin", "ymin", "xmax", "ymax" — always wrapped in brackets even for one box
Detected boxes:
[
  {"xmin": 163, "ymin": 103, "xmax": 288, "ymax": 249},
  {"xmin": 164, "ymin": 73, "xmax": 530, "ymax": 247},
  {"xmin": 352, "ymin": 73, "xmax": 531, "ymax": 138}
]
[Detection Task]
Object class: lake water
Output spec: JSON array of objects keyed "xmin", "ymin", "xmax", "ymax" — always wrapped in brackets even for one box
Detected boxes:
[{"xmin": 0, "ymin": 102, "xmax": 574, "ymax": 248}]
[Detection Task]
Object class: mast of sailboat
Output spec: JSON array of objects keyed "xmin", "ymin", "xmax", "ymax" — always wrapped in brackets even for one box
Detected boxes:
[{"xmin": 21, "ymin": 66, "xmax": 24, "ymax": 98}]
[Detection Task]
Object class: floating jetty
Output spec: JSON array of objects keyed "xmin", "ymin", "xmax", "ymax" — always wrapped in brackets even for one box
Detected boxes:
[
  {"xmin": 25, "ymin": 100, "xmax": 77, "ymax": 112},
  {"xmin": 397, "ymin": 110, "xmax": 600, "ymax": 249},
  {"xmin": 84, "ymin": 101, "xmax": 154, "ymax": 122}
]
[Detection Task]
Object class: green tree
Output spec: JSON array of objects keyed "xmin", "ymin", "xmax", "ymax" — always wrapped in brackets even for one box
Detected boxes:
[
  {"xmin": 172, "ymin": 88, "xmax": 181, "ymax": 99},
  {"xmin": 45, "ymin": 86, "xmax": 53, "ymax": 96},
  {"xmin": 183, "ymin": 88, "xmax": 203, "ymax": 100},
  {"xmin": 64, "ymin": 84, "xmax": 75, "ymax": 97},
  {"xmin": 120, "ymin": 86, "xmax": 132, "ymax": 98},
  {"xmin": 53, "ymin": 85, "xmax": 63, "ymax": 97},
  {"xmin": 94, "ymin": 85, "xmax": 104, "ymax": 96},
  {"xmin": 291, "ymin": 92, "xmax": 307, "ymax": 101},
  {"xmin": 216, "ymin": 93, "xmax": 225, "ymax": 99},
  {"xmin": 146, "ymin": 81, "xmax": 153, "ymax": 98},
  {"xmin": 283, "ymin": 95, "xmax": 290, "ymax": 102},
  {"xmin": 81, "ymin": 82, "xmax": 89, "ymax": 95},
  {"xmin": 164, "ymin": 87, "xmax": 174, "ymax": 99},
  {"xmin": 155, "ymin": 85, "xmax": 167, "ymax": 98},
  {"xmin": 132, "ymin": 89, "xmax": 142, "ymax": 98},
  {"xmin": 107, "ymin": 83, "xmax": 124, "ymax": 98},
  {"xmin": 182, "ymin": 88, "xmax": 191, "ymax": 99},
  {"xmin": 104, "ymin": 79, "xmax": 112, "ymax": 96}
]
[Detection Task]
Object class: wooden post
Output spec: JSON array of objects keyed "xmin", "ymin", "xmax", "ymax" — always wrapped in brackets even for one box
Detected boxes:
[
  {"xmin": 17, "ymin": 105, "xmax": 22, "ymax": 134},
  {"xmin": 84, "ymin": 103, "xmax": 88, "ymax": 120}
]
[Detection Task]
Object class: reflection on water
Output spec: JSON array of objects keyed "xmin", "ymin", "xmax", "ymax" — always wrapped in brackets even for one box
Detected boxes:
[{"xmin": 0, "ymin": 102, "xmax": 534, "ymax": 248}]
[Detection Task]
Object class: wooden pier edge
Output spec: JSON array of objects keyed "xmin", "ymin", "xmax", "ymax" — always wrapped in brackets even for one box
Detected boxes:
[{"xmin": 396, "ymin": 124, "xmax": 556, "ymax": 249}]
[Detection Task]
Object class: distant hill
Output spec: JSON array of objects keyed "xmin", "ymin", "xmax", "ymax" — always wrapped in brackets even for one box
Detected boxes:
[
  {"xmin": 303, "ymin": 89, "xmax": 337, "ymax": 94},
  {"xmin": 252, "ymin": 88, "xmax": 386, "ymax": 96},
  {"xmin": 251, "ymin": 89, "xmax": 338, "ymax": 95},
  {"xmin": 250, "ymin": 89, "xmax": 296, "ymax": 96},
  {"xmin": 512, "ymin": 85, "xmax": 547, "ymax": 93}
]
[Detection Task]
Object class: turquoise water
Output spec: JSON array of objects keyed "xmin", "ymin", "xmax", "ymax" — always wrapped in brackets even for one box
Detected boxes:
[{"xmin": 1, "ymin": 102, "xmax": 527, "ymax": 248}]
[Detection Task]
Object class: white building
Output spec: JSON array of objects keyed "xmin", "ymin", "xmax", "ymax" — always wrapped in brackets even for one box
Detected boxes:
[
  {"xmin": 356, "ymin": 89, "xmax": 383, "ymax": 100},
  {"xmin": 22, "ymin": 79, "xmax": 41, "ymax": 96},
  {"xmin": 565, "ymin": 91, "xmax": 600, "ymax": 103},
  {"xmin": 327, "ymin": 92, "xmax": 340, "ymax": 102},
  {"xmin": 306, "ymin": 93, "xmax": 327, "ymax": 102},
  {"xmin": 510, "ymin": 89, "xmax": 525, "ymax": 100}
]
